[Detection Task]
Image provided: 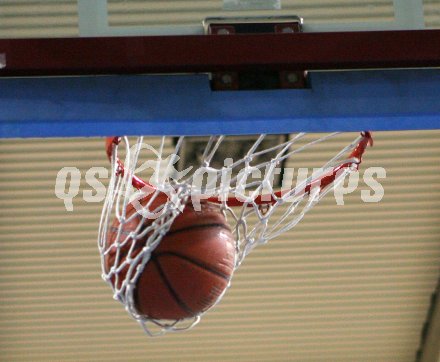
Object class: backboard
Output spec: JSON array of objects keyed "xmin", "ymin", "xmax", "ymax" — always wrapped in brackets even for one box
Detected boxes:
[
  {"xmin": 0, "ymin": 0, "xmax": 437, "ymax": 39},
  {"xmin": 77, "ymin": 0, "xmax": 427, "ymax": 37}
]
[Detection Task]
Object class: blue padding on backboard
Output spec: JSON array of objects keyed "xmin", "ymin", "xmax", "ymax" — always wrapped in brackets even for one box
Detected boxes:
[{"xmin": 0, "ymin": 69, "xmax": 439, "ymax": 137}]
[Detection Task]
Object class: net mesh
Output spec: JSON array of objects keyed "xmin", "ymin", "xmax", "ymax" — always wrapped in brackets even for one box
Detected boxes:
[{"xmin": 98, "ymin": 132, "xmax": 371, "ymax": 336}]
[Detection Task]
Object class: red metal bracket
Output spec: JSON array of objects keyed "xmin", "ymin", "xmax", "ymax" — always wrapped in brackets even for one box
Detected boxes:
[{"xmin": 205, "ymin": 16, "xmax": 307, "ymax": 90}]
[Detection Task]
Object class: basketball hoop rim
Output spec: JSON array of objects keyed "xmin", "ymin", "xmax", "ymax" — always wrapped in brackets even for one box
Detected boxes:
[{"xmin": 105, "ymin": 132, "xmax": 373, "ymax": 207}]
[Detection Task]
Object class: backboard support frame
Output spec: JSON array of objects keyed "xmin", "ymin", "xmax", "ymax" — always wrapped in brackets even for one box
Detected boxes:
[{"xmin": 0, "ymin": 30, "xmax": 439, "ymax": 77}]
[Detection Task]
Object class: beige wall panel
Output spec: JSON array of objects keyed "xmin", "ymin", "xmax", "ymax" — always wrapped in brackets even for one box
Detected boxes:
[
  {"xmin": 0, "ymin": 0, "xmax": 438, "ymax": 38},
  {"xmin": 1, "ymin": 130, "xmax": 439, "ymax": 361}
]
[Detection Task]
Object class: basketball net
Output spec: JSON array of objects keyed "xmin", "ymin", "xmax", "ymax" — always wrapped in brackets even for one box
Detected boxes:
[{"xmin": 98, "ymin": 132, "xmax": 372, "ymax": 336}]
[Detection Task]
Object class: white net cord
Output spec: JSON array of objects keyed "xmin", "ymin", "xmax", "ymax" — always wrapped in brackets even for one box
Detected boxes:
[{"xmin": 98, "ymin": 132, "xmax": 372, "ymax": 336}]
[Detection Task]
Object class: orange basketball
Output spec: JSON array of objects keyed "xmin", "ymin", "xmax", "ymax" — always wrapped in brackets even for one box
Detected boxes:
[{"xmin": 105, "ymin": 196, "xmax": 236, "ymax": 320}]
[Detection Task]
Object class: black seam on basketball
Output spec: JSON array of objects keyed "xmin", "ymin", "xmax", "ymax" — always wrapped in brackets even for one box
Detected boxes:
[
  {"xmin": 150, "ymin": 256, "xmax": 196, "ymax": 317},
  {"xmin": 153, "ymin": 251, "xmax": 231, "ymax": 281},
  {"xmin": 167, "ymin": 223, "xmax": 231, "ymax": 236}
]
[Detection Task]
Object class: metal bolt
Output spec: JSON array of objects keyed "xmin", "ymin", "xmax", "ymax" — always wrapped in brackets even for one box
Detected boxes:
[
  {"xmin": 286, "ymin": 72, "xmax": 298, "ymax": 83},
  {"xmin": 0, "ymin": 53, "xmax": 5, "ymax": 69},
  {"xmin": 281, "ymin": 26, "xmax": 294, "ymax": 33},
  {"xmin": 217, "ymin": 28, "xmax": 230, "ymax": 35},
  {"xmin": 221, "ymin": 74, "xmax": 233, "ymax": 84}
]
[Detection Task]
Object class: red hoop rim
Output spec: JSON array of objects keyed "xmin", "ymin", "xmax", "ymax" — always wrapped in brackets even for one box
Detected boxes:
[{"xmin": 105, "ymin": 132, "xmax": 373, "ymax": 207}]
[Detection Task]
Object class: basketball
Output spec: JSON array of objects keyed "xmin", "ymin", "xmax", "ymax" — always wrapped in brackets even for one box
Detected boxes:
[{"xmin": 105, "ymin": 196, "xmax": 236, "ymax": 320}]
